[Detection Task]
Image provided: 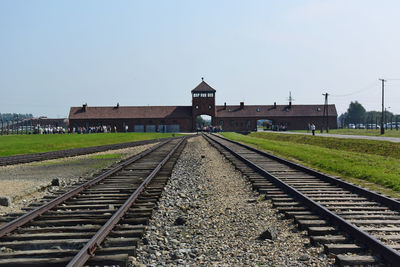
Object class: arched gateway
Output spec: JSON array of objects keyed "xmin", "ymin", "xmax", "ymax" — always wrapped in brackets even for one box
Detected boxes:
[{"xmin": 68, "ymin": 79, "xmax": 338, "ymax": 132}]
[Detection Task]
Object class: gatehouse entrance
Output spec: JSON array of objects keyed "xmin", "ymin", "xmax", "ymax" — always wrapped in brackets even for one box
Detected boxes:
[{"xmin": 195, "ymin": 114, "xmax": 212, "ymax": 131}]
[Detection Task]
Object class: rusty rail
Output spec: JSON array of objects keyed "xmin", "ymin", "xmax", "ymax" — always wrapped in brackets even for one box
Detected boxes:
[
  {"xmin": 0, "ymin": 137, "xmax": 179, "ymax": 166},
  {"xmin": 67, "ymin": 136, "xmax": 186, "ymax": 266},
  {"xmin": 211, "ymin": 133, "xmax": 400, "ymax": 211},
  {"xmin": 204, "ymin": 133, "xmax": 400, "ymax": 265},
  {"xmin": 0, "ymin": 139, "xmax": 171, "ymax": 238}
]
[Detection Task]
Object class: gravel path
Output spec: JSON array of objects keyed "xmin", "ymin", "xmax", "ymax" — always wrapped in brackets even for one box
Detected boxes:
[
  {"xmin": 0, "ymin": 143, "xmax": 155, "ymax": 215},
  {"xmin": 134, "ymin": 136, "xmax": 333, "ymax": 266},
  {"xmin": 266, "ymin": 130, "xmax": 400, "ymax": 143}
]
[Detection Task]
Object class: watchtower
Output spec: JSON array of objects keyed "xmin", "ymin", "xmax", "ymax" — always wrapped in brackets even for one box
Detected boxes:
[{"xmin": 191, "ymin": 78, "xmax": 216, "ymax": 130}]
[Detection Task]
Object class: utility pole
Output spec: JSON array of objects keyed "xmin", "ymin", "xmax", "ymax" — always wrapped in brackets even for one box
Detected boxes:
[
  {"xmin": 322, "ymin": 93, "xmax": 329, "ymax": 133},
  {"xmin": 379, "ymin": 79, "xmax": 386, "ymax": 135}
]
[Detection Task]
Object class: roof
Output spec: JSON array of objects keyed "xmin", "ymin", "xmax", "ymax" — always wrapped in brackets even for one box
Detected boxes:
[
  {"xmin": 191, "ymin": 81, "xmax": 216, "ymax": 93},
  {"xmin": 69, "ymin": 106, "xmax": 192, "ymax": 120},
  {"xmin": 69, "ymin": 104, "xmax": 338, "ymax": 120},
  {"xmin": 215, "ymin": 104, "xmax": 337, "ymax": 118}
]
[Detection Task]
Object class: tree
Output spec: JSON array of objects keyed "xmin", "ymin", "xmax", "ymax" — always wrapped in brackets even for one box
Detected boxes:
[
  {"xmin": 338, "ymin": 112, "xmax": 348, "ymax": 128},
  {"xmin": 346, "ymin": 101, "xmax": 366, "ymax": 124},
  {"xmin": 0, "ymin": 113, "xmax": 33, "ymax": 122}
]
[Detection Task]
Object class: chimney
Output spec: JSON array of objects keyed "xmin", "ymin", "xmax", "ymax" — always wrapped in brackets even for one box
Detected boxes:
[
  {"xmin": 82, "ymin": 103, "xmax": 87, "ymax": 112},
  {"xmin": 274, "ymin": 102, "xmax": 276, "ymax": 109},
  {"xmin": 116, "ymin": 103, "xmax": 120, "ymax": 108},
  {"xmin": 224, "ymin": 102, "xmax": 227, "ymax": 110},
  {"xmin": 289, "ymin": 101, "xmax": 292, "ymax": 108},
  {"xmin": 240, "ymin": 102, "xmax": 244, "ymax": 109}
]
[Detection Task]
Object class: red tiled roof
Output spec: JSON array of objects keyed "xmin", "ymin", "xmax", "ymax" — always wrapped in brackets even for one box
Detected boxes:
[
  {"xmin": 216, "ymin": 104, "xmax": 337, "ymax": 118},
  {"xmin": 191, "ymin": 81, "xmax": 216, "ymax": 93},
  {"xmin": 69, "ymin": 106, "xmax": 192, "ymax": 119}
]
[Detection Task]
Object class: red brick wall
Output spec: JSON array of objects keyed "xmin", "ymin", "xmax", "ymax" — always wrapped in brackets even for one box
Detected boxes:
[
  {"xmin": 192, "ymin": 95, "xmax": 216, "ymax": 130},
  {"xmin": 69, "ymin": 118, "xmax": 192, "ymax": 132},
  {"xmin": 215, "ymin": 116, "xmax": 337, "ymax": 132}
]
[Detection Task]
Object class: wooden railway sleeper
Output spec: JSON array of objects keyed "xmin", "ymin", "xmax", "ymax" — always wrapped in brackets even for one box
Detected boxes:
[{"xmin": 204, "ymin": 134, "xmax": 391, "ymax": 266}]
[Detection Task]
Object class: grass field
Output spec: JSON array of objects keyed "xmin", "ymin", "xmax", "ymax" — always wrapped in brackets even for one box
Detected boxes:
[
  {"xmin": 250, "ymin": 132, "xmax": 400, "ymax": 159},
  {"xmin": 221, "ymin": 132, "xmax": 400, "ymax": 196},
  {"xmin": 0, "ymin": 133, "xmax": 179, "ymax": 157},
  {"xmin": 294, "ymin": 128, "xmax": 400, "ymax": 137}
]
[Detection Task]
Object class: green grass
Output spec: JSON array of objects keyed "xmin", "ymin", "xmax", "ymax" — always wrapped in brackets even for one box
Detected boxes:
[
  {"xmin": 249, "ymin": 132, "xmax": 400, "ymax": 159},
  {"xmin": 294, "ymin": 128, "xmax": 400, "ymax": 137},
  {"xmin": 0, "ymin": 133, "xmax": 179, "ymax": 157},
  {"xmin": 90, "ymin": 153, "xmax": 123, "ymax": 159},
  {"xmin": 221, "ymin": 132, "xmax": 400, "ymax": 195}
]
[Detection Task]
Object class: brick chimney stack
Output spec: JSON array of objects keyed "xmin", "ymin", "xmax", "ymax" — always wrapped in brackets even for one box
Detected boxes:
[{"xmin": 240, "ymin": 102, "xmax": 244, "ymax": 109}]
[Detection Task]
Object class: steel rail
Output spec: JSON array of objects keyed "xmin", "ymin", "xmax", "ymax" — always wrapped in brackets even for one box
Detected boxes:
[
  {"xmin": 0, "ymin": 137, "xmax": 179, "ymax": 166},
  {"xmin": 212, "ymin": 133, "xmax": 400, "ymax": 211},
  {"xmin": 204, "ymin": 133, "xmax": 400, "ymax": 265},
  {"xmin": 0, "ymin": 139, "xmax": 171, "ymax": 238},
  {"xmin": 67, "ymin": 136, "xmax": 186, "ymax": 267}
]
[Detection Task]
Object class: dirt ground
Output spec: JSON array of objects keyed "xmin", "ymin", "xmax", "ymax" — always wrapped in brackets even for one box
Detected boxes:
[{"xmin": 0, "ymin": 143, "xmax": 155, "ymax": 215}]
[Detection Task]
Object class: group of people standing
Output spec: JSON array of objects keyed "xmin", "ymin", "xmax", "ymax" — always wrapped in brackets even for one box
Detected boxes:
[
  {"xmin": 68, "ymin": 125, "xmax": 118, "ymax": 134},
  {"xmin": 197, "ymin": 125, "xmax": 222, "ymax": 133}
]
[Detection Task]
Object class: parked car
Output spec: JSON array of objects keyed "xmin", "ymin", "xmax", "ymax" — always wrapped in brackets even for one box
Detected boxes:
[
  {"xmin": 367, "ymin": 124, "xmax": 380, "ymax": 129},
  {"xmin": 348, "ymin": 124, "xmax": 356, "ymax": 129},
  {"xmin": 356, "ymin": 124, "xmax": 365, "ymax": 129}
]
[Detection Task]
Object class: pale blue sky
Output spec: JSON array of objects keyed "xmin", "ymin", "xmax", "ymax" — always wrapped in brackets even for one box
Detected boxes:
[{"xmin": 1, "ymin": 0, "xmax": 399, "ymax": 117}]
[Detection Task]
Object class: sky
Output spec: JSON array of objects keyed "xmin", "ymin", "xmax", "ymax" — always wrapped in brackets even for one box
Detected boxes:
[{"xmin": 1, "ymin": 0, "xmax": 400, "ymax": 118}]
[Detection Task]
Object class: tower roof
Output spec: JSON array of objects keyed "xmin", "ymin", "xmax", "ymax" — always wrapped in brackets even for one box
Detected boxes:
[{"xmin": 191, "ymin": 80, "xmax": 216, "ymax": 93}]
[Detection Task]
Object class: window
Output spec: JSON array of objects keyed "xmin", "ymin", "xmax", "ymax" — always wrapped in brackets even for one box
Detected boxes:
[
  {"xmin": 220, "ymin": 120, "xmax": 224, "ymax": 126},
  {"xmin": 317, "ymin": 107, "xmax": 321, "ymax": 111},
  {"xmin": 195, "ymin": 105, "xmax": 199, "ymax": 109},
  {"xmin": 247, "ymin": 120, "xmax": 251, "ymax": 128},
  {"xmin": 230, "ymin": 120, "xmax": 234, "ymax": 126},
  {"xmin": 207, "ymin": 93, "xmax": 214, "ymax": 97},
  {"xmin": 256, "ymin": 108, "xmax": 261, "ymax": 112},
  {"xmin": 193, "ymin": 93, "xmax": 200, "ymax": 98},
  {"xmin": 208, "ymin": 105, "xmax": 212, "ymax": 109}
]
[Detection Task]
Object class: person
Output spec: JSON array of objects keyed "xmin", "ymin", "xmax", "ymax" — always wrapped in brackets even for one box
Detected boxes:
[{"xmin": 311, "ymin": 123, "xmax": 316, "ymax": 136}]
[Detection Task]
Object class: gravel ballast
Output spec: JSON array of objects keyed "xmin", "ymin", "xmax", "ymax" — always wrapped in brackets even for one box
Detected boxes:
[
  {"xmin": 135, "ymin": 136, "xmax": 333, "ymax": 266},
  {"xmin": 0, "ymin": 143, "xmax": 155, "ymax": 215}
]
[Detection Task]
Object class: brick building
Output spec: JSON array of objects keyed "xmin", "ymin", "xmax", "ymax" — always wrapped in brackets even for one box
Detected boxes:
[{"xmin": 68, "ymin": 80, "xmax": 337, "ymax": 132}]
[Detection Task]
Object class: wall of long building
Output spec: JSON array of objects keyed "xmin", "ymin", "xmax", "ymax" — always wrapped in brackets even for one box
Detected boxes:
[
  {"xmin": 216, "ymin": 116, "xmax": 337, "ymax": 132},
  {"xmin": 68, "ymin": 118, "xmax": 192, "ymax": 132},
  {"xmin": 69, "ymin": 115, "xmax": 337, "ymax": 133}
]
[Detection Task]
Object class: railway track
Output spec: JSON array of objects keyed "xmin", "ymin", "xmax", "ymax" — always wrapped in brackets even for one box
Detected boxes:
[
  {"xmin": 204, "ymin": 133, "xmax": 400, "ymax": 266},
  {"xmin": 0, "ymin": 136, "xmax": 187, "ymax": 266},
  {"xmin": 0, "ymin": 137, "xmax": 176, "ymax": 166}
]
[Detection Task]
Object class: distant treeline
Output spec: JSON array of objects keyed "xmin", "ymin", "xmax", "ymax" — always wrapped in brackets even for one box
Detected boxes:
[
  {"xmin": 339, "ymin": 101, "xmax": 399, "ymax": 126},
  {"xmin": 0, "ymin": 113, "xmax": 33, "ymax": 121}
]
